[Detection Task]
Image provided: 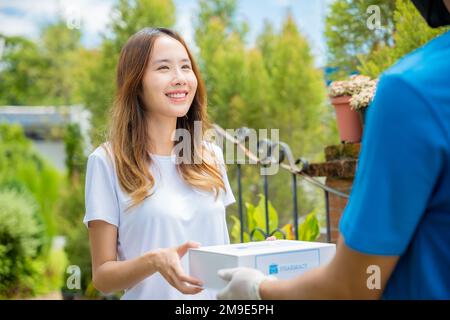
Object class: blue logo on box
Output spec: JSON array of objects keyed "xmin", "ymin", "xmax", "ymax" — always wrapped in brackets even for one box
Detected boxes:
[{"xmin": 269, "ymin": 264, "xmax": 278, "ymax": 275}]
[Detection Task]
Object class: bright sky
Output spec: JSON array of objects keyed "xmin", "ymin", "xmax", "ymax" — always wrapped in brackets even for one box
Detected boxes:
[{"xmin": 0, "ymin": 0, "xmax": 332, "ymax": 66}]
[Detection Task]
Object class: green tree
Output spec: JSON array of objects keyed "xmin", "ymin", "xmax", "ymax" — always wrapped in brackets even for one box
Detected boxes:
[
  {"xmin": 256, "ymin": 20, "xmax": 277, "ymax": 79},
  {"xmin": 253, "ymin": 16, "xmax": 330, "ymax": 229},
  {"xmin": 0, "ymin": 124, "xmax": 62, "ymax": 245},
  {"xmin": 39, "ymin": 19, "xmax": 83, "ymax": 105},
  {"xmin": 0, "ymin": 19, "xmax": 90, "ymax": 106},
  {"xmin": 196, "ymin": 3, "xmax": 329, "ymax": 156},
  {"xmin": 358, "ymin": 0, "xmax": 449, "ymax": 77},
  {"xmin": 231, "ymin": 48, "xmax": 273, "ymax": 128},
  {"xmin": 64, "ymin": 123, "xmax": 87, "ymax": 182},
  {"xmin": 0, "ymin": 36, "xmax": 48, "ymax": 105},
  {"xmin": 0, "ymin": 189, "xmax": 43, "ymax": 298},
  {"xmin": 109, "ymin": 0, "xmax": 176, "ymax": 48},
  {"xmin": 194, "ymin": 0, "xmax": 249, "ymax": 128},
  {"xmin": 325, "ymin": 0, "xmax": 396, "ymax": 79},
  {"xmin": 258, "ymin": 15, "xmax": 328, "ymax": 158},
  {"xmin": 58, "ymin": 123, "xmax": 90, "ymax": 296},
  {"xmin": 195, "ymin": 1, "xmax": 331, "ymax": 231}
]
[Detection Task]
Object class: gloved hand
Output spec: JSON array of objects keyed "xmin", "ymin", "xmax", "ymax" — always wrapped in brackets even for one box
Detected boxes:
[{"xmin": 216, "ymin": 267, "xmax": 275, "ymax": 300}]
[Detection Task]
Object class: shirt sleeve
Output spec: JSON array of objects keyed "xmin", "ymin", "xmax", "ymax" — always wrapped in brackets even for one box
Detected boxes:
[
  {"xmin": 83, "ymin": 149, "xmax": 120, "ymax": 228},
  {"xmin": 211, "ymin": 143, "xmax": 236, "ymax": 207},
  {"xmin": 339, "ymin": 74, "xmax": 445, "ymax": 256}
]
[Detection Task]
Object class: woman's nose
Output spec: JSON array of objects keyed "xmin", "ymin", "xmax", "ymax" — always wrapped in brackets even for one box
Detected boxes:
[{"xmin": 171, "ymin": 67, "xmax": 187, "ymax": 86}]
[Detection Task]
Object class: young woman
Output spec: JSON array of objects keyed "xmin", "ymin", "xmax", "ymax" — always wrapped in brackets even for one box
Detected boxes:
[{"xmin": 83, "ymin": 28, "xmax": 236, "ymax": 300}]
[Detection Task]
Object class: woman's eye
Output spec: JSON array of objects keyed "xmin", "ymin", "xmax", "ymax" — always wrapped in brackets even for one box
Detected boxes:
[
  {"xmin": 158, "ymin": 66, "xmax": 169, "ymax": 70},
  {"xmin": 182, "ymin": 65, "xmax": 191, "ymax": 69}
]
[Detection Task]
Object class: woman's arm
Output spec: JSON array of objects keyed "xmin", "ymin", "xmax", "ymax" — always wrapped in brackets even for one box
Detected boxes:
[{"xmin": 88, "ymin": 220, "xmax": 203, "ymax": 295}]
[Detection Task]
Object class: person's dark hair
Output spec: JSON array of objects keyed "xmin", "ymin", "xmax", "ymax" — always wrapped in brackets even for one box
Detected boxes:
[{"xmin": 411, "ymin": 0, "xmax": 450, "ymax": 28}]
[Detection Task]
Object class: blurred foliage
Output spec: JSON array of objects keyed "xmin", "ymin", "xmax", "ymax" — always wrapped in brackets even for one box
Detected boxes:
[
  {"xmin": 230, "ymin": 194, "xmax": 320, "ymax": 243},
  {"xmin": 358, "ymin": 0, "xmax": 449, "ymax": 77},
  {"xmin": 0, "ymin": 124, "xmax": 69, "ymax": 298},
  {"xmin": 0, "ymin": 36, "xmax": 48, "ymax": 105},
  {"xmin": 326, "ymin": 0, "xmax": 449, "ymax": 79},
  {"xmin": 64, "ymin": 123, "xmax": 87, "ymax": 181},
  {"xmin": 0, "ymin": 189, "xmax": 43, "ymax": 298},
  {"xmin": 58, "ymin": 123, "xmax": 92, "ymax": 295},
  {"xmin": 42, "ymin": 248, "xmax": 68, "ymax": 293},
  {"xmin": 60, "ymin": 223, "xmax": 91, "ymax": 295},
  {"xmin": 194, "ymin": 0, "xmax": 334, "ymax": 231},
  {"xmin": 325, "ymin": 0, "xmax": 396, "ymax": 79},
  {"xmin": 0, "ymin": 124, "xmax": 62, "ymax": 247},
  {"xmin": 0, "ymin": 18, "xmax": 93, "ymax": 106}
]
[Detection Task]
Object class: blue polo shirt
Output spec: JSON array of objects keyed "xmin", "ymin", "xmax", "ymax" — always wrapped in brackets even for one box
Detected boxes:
[{"xmin": 340, "ymin": 30, "xmax": 450, "ymax": 299}]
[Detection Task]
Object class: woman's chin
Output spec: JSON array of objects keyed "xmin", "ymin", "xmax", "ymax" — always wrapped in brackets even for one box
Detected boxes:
[{"xmin": 168, "ymin": 104, "xmax": 191, "ymax": 118}]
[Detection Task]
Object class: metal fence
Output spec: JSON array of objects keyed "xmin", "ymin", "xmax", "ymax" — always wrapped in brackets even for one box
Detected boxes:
[{"xmin": 213, "ymin": 124, "xmax": 349, "ymax": 243}]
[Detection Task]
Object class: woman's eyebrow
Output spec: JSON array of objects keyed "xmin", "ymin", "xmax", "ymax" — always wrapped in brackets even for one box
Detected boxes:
[{"xmin": 152, "ymin": 58, "xmax": 191, "ymax": 65}]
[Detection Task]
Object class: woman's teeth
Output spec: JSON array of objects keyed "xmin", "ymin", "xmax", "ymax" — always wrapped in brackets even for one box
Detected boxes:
[{"xmin": 166, "ymin": 93, "xmax": 187, "ymax": 98}]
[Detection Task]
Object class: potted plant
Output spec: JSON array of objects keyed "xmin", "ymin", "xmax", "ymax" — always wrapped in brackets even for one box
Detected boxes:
[
  {"xmin": 349, "ymin": 78, "xmax": 378, "ymax": 127},
  {"xmin": 329, "ymin": 75, "xmax": 377, "ymax": 143}
]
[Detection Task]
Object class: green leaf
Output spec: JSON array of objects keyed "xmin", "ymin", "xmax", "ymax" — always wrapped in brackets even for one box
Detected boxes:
[
  {"xmin": 230, "ymin": 215, "xmax": 241, "ymax": 244},
  {"xmin": 247, "ymin": 194, "xmax": 279, "ymax": 241},
  {"xmin": 267, "ymin": 199, "xmax": 279, "ymax": 232},
  {"xmin": 298, "ymin": 210, "xmax": 320, "ymax": 242},
  {"xmin": 245, "ymin": 202, "xmax": 256, "ymax": 232},
  {"xmin": 230, "ymin": 215, "xmax": 250, "ymax": 243},
  {"xmin": 253, "ymin": 194, "xmax": 278, "ymax": 234}
]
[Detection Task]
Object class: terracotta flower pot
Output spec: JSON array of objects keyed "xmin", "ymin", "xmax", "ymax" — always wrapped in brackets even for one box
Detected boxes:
[
  {"xmin": 357, "ymin": 108, "xmax": 367, "ymax": 129},
  {"xmin": 330, "ymin": 95, "xmax": 362, "ymax": 143}
]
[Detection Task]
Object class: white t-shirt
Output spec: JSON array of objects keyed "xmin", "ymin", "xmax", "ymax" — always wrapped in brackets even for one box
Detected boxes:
[{"xmin": 83, "ymin": 142, "xmax": 235, "ymax": 300}]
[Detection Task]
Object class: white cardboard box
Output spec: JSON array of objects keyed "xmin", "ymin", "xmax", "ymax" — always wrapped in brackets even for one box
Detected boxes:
[{"xmin": 189, "ymin": 240, "xmax": 336, "ymax": 290}]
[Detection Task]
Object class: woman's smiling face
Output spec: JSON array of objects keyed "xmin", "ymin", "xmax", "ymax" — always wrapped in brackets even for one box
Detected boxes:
[{"xmin": 141, "ymin": 35, "xmax": 198, "ymax": 119}]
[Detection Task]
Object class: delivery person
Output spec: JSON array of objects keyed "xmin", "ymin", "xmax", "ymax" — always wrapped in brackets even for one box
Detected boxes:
[{"xmin": 217, "ymin": 0, "xmax": 450, "ymax": 300}]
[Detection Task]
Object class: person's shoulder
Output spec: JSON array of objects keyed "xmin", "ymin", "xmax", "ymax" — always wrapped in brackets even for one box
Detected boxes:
[
  {"xmin": 203, "ymin": 140, "xmax": 222, "ymax": 154},
  {"xmin": 203, "ymin": 140, "xmax": 225, "ymax": 164},
  {"xmin": 384, "ymin": 31, "xmax": 450, "ymax": 89},
  {"xmin": 376, "ymin": 32, "xmax": 450, "ymax": 125},
  {"xmin": 88, "ymin": 142, "xmax": 114, "ymax": 166}
]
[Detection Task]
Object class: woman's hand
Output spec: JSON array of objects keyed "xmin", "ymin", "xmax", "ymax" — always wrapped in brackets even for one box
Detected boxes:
[{"xmin": 154, "ymin": 241, "xmax": 204, "ymax": 294}]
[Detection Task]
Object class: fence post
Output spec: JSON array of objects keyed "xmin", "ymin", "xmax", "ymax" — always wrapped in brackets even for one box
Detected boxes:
[
  {"xmin": 237, "ymin": 164, "xmax": 244, "ymax": 243},
  {"xmin": 292, "ymin": 173, "xmax": 299, "ymax": 240}
]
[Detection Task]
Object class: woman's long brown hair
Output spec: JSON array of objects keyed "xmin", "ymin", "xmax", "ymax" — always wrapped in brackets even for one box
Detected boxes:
[{"xmin": 109, "ymin": 27, "xmax": 225, "ymax": 208}]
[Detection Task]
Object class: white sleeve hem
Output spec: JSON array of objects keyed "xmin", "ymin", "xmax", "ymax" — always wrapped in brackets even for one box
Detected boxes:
[{"xmin": 83, "ymin": 215, "xmax": 119, "ymax": 229}]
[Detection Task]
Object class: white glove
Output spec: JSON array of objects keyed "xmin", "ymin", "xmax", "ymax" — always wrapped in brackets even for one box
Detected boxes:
[{"xmin": 216, "ymin": 267, "xmax": 275, "ymax": 300}]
